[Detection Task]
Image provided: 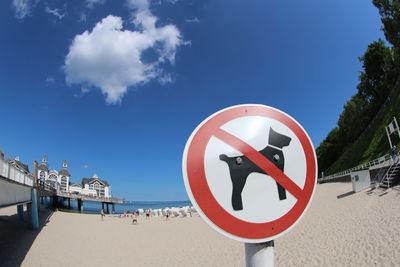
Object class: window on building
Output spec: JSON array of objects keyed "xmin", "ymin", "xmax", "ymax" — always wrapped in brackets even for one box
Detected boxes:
[{"xmin": 60, "ymin": 176, "xmax": 68, "ymax": 191}]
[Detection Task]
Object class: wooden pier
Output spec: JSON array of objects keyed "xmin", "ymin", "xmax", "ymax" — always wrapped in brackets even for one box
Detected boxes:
[
  {"xmin": 56, "ymin": 191, "xmax": 124, "ymax": 213},
  {"xmin": 0, "ymin": 156, "xmax": 124, "ymax": 230}
]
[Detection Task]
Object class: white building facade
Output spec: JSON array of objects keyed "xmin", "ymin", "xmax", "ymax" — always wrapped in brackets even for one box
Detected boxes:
[
  {"xmin": 68, "ymin": 182, "xmax": 83, "ymax": 194},
  {"xmin": 81, "ymin": 174, "xmax": 111, "ymax": 198},
  {"xmin": 38, "ymin": 155, "xmax": 70, "ymax": 192},
  {"xmin": 37, "ymin": 155, "xmax": 112, "ymax": 198}
]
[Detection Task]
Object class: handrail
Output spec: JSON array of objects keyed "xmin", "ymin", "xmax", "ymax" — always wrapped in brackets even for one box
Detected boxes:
[
  {"xmin": 319, "ymin": 153, "xmax": 392, "ymax": 182},
  {"xmin": 56, "ymin": 191, "xmax": 124, "ymax": 203},
  {"xmin": 380, "ymin": 163, "xmax": 394, "ymax": 187},
  {"xmin": 0, "ymin": 157, "xmax": 34, "ymax": 187},
  {"xmin": 379, "ymin": 157, "xmax": 399, "ymax": 188},
  {"xmin": 37, "ymin": 180, "xmax": 57, "ymax": 193},
  {"xmin": 372, "ymin": 164, "xmax": 387, "ymax": 186}
]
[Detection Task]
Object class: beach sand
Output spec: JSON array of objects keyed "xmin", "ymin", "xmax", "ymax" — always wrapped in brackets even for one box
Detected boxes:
[
  {"xmin": 276, "ymin": 182, "xmax": 400, "ymax": 266},
  {"xmin": 1, "ymin": 182, "xmax": 400, "ymax": 266}
]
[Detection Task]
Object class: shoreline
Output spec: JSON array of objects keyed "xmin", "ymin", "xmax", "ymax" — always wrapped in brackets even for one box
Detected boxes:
[{"xmin": 55, "ymin": 199, "xmax": 193, "ymax": 215}]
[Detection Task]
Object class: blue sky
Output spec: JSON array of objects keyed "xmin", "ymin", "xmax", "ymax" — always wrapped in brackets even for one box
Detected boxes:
[{"xmin": 0, "ymin": 0, "xmax": 384, "ymax": 200}]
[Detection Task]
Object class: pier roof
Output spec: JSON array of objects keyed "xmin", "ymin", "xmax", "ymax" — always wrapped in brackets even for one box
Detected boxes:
[
  {"xmin": 59, "ymin": 168, "xmax": 71, "ymax": 176},
  {"xmin": 82, "ymin": 177, "xmax": 110, "ymax": 186},
  {"xmin": 69, "ymin": 182, "xmax": 82, "ymax": 187},
  {"xmin": 38, "ymin": 164, "xmax": 48, "ymax": 171},
  {"xmin": 9, "ymin": 159, "xmax": 30, "ymax": 174}
]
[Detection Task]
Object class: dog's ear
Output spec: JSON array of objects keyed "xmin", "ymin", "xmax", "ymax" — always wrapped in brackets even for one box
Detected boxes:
[
  {"xmin": 219, "ymin": 154, "xmax": 229, "ymax": 161},
  {"xmin": 268, "ymin": 128, "xmax": 291, "ymax": 148}
]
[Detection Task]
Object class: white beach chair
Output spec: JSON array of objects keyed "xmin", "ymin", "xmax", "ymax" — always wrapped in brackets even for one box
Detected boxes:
[
  {"xmin": 178, "ymin": 208, "xmax": 187, "ymax": 217},
  {"xmin": 137, "ymin": 209, "xmax": 144, "ymax": 216},
  {"xmin": 172, "ymin": 208, "xmax": 180, "ymax": 217},
  {"xmin": 156, "ymin": 209, "xmax": 162, "ymax": 216}
]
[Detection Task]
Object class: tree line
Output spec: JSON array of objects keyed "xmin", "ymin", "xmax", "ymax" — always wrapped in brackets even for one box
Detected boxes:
[{"xmin": 317, "ymin": 0, "xmax": 400, "ymax": 175}]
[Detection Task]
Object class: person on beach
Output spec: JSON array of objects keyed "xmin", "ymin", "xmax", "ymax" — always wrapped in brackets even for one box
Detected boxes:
[
  {"xmin": 390, "ymin": 146, "xmax": 397, "ymax": 162},
  {"xmin": 145, "ymin": 209, "xmax": 150, "ymax": 219},
  {"xmin": 165, "ymin": 210, "xmax": 170, "ymax": 221},
  {"xmin": 100, "ymin": 209, "xmax": 105, "ymax": 221},
  {"xmin": 131, "ymin": 212, "xmax": 138, "ymax": 225}
]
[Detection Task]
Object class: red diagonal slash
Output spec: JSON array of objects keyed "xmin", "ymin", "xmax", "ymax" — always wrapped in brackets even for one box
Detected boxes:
[{"xmin": 213, "ymin": 128, "xmax": 303, "ymax": 200}]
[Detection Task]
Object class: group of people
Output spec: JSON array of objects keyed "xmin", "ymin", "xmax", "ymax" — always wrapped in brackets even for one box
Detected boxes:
[
  {"xmin": 100, "ymin": 208, "xmax": 174, "ymax": 223},
  {"xmin": 130, "ymin": 209, "xmax": 170, "ymax": 224}
]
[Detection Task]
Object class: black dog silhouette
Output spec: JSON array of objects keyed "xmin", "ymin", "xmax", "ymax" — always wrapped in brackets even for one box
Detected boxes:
[{"xmin": 219, "ymin": 128, "xmax": 291, "ymax": 211}]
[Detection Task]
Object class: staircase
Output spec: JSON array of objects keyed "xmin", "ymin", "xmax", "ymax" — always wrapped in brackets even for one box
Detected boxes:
[
  {"xmin": 379, "ymin": 160, "xmax": 400, "ymax": 188},
  {"xmin": 371, "ymin": 166, "xmax": 387, "ymax": 189}
]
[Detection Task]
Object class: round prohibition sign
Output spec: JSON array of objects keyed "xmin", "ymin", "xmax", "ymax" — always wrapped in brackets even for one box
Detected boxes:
[{"xmin": 182, "ymin": 104, "xmax": 317, "ymax": 243}]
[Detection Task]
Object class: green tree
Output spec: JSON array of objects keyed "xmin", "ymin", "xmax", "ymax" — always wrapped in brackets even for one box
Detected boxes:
[
  {"xmin": 357, "ymin": 39, "xmax": 394, "ymax": 106},
  {"xmin": 337, "ymin": 94, "xmax": 372, "ymax": 149},
  {"xmin": 316, "ymin": 127, "xmax": 340, "ymax": 174},
  {"xmin": 373, "ymin": 0, "xmax": 400, "ymax": 48},
  {"xmin": 373, "ymin": 0, "xmax": 400, "ymax": 72},
  {"xmin": 316, "ymin": 2, "xmax": 400, "ymax": 174}
]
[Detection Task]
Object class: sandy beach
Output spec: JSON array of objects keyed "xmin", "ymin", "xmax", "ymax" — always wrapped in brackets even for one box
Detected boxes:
[{"xmin": 1, "ymin": 181, "xmax": 400, "ymax": 266}]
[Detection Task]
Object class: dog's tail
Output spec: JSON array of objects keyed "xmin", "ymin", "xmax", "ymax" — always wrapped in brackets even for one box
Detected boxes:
[{"xmin": 219, "ymin": 154, "xmax": 228, "ymax": 162}]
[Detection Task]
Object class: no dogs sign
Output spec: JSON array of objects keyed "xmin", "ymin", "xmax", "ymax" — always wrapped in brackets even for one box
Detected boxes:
[{"xmin": 182, "ymin": 104, "xmax": 317, "ymax": 243}]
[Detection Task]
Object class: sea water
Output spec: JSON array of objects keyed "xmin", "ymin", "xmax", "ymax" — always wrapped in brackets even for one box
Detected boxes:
[{"xmin": 58, "ymin": 199, "xmax": 192, "ymax": 214}]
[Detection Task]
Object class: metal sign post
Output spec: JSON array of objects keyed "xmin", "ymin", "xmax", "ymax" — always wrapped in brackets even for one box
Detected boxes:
[
  {"xmin": 245, "ymin": 241, "xmax": 274, "ymax": 267},
  {"xmin": 394, "ymin": 117, "xmax": 400, "ymax": 144},
  {"xmin": 385, "ymin": 126, "xmax": 393, "ymax": 148}
]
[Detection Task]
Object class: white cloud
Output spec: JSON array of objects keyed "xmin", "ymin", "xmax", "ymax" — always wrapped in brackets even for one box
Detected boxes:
[
  {"xmin": 12, "ymin": 0, "xmax": 37, "ymax": 19},
  {"xmin": 158, "ymin": 73, "xmax": 174, "ymax": 85},
  {"xmin": 79, "ymin": 12, "xmax": 87, "ymax": 22},
  {"xmin": 64, "ymin": 0, "xmax": 184, "ymax": 104},
  {"xmin": 45, "ymin": 7, "xmax": 65, "ymax": 20},
  {"xmin": 81, "ymin": 164, "xmax": 90, "ymax": 169},
  {"xmin": 86, "ymin": 0, "xmax": 105, "ymax": 9},
  {"xmin": 152, "ymin": 0, "xmax": 178, "ymax": 5},
  {"xmin": 127, "ymin": 0, "xmax": 149, "ymax": 10},
  {"xmin": 73, "ymin": 87, "xmax": 90, "ymax": 98},
  {"xmin": 45, "ymin": 76, "xmax": 55, "ymax": 84},
  {"xmin": 185, "ymin": 17, "xmax": 199, "ymax": 23}
]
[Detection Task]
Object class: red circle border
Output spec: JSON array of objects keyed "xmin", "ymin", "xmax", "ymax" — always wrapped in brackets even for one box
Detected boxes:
[{"xmin": 185, "ymin": 105, "xmax": 317, "ymax": 240}]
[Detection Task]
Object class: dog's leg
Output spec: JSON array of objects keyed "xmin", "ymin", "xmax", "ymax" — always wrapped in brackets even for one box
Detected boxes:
[
  {"xmin": 276, "ymin": 183, "xmax": 287, "ymax": 200},
  {"xmin": 231, "ymin": 172, "xmax": 247, "ymax": 211},
  {"xmin": 219, "ymin": 154, "xmax": 248, "ymax": 211}
]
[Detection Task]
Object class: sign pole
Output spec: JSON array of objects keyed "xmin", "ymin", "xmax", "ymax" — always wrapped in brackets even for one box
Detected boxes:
[
  {"xmin": 394, "ymin": 116, "xmax": 400, "ymax": 139},
  {"xmin": 386, "ymin": 125, "xmax": 393, "ymax": 148},
  {"xmin": 245, "ymin": 241, "xmax": 274, "ymax": 267}
]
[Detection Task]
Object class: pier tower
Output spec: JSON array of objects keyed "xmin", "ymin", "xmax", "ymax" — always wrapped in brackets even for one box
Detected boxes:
[{"xmin": 37, "ymin": 155, "xmax": 70, "ymax": 192}]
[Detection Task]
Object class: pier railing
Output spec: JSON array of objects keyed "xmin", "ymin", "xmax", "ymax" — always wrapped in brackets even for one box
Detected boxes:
[
  {"xmin": 319, "ymin": 153, "xmax": 393, "ymax": 182},
  {"xmin": 37, "ymin": 180, "xmax": 57, "ymax": 193},
  {"xmin": 0, "ymin": 157, "xmax": 34, "ymax": 187},
  {"xmin": 56, "ymin": 191, "xmax": 124, "ymax": 203}
]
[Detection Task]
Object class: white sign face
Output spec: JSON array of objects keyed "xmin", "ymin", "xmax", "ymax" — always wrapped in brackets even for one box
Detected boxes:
[
  {"xmin": 183, "ymin": 104, "xmax": 317, "ymax": 243},
  {"xmin": 205, "ymin": 116, "xmax": 306, "ymax": 223}
]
